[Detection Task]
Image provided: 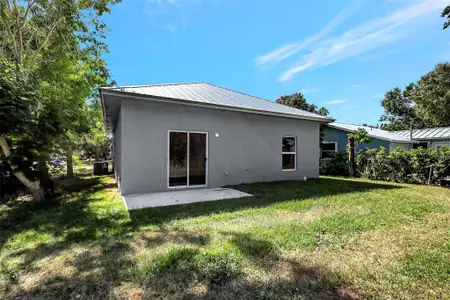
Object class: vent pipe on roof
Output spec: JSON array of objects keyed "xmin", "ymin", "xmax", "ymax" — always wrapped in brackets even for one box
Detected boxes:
[{"xmin": 410, "ymin": 123, "xmax": 413, "ymax": 140}]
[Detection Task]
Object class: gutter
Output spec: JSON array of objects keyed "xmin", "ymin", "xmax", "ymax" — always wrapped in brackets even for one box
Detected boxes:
[
  {"xmin": 99, "ymin": 88, "xmax": 333, "ymax": 124},
  {"xmin": 326, "ymin": 124, "xmax": 417, "ymax": 144},
  {"xmin": 99, "ymin": 89, "xmax": 108, "ymax": 134}
]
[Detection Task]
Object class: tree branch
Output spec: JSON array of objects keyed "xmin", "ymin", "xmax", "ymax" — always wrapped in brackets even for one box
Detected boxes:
[
  {"xmin": 24, "ymin": 18, "xmax": 62, "ymax": 80},
  {"xmin": 20, "ymin": 0, "xmax": 36, "ymax": 30},
  {"xmin": 4, "ymin": 0, "xmax": 21, "ymax": 65}
]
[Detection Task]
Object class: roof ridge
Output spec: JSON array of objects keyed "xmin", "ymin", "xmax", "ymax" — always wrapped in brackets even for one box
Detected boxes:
[
  {"xmin": 202, "ymin": 82, "xmax": 331, "ymax": 119},
  {"xmin": 104, "ymin": 82, "xmax": 204, "ymax": 89},
  {"xmin": 394, "ymin": 126, "xmax": 450, "ymax": 132},
  {"xmin": 333, "ymin": 122, "xmax": 383, "ymax": 130}
]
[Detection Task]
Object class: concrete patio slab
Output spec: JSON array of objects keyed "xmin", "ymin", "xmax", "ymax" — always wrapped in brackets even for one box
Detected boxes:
[{"xmin": 122, "ymin": 188, "xmax": 252, "ymax": 210}]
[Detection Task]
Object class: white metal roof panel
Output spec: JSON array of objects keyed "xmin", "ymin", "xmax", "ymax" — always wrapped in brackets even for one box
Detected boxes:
[
  {"xmin": 328, "ymin": 123, "xmax": 413, "ymax": 143},
  {"xmin": 394, "ymin": 127, "xmax": 450, "ymax": 140},
  {"xmin": 102, "ymin": 82, "xmax": 331, "ymax": 122}
]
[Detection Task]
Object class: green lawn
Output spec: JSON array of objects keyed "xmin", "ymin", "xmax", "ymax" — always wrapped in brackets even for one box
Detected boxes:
[{"xmin": 1, "ymin": 174, "xmax": 449, "ymax": 299}]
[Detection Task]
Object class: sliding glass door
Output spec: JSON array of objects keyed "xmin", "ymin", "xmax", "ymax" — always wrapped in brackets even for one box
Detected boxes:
[{"xmin": 169, "ymin": 131, "xmax": 207, "ymax": 188}]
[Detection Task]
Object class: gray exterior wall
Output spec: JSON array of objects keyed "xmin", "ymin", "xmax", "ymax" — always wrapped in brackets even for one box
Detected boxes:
[
  {"xmin": 116, "ymin": 98, "xmax": 321, "ymax": 195},
  {"xmin": 429, "ymin": 139, "xmax": 450, "ymax": 150},
  {"xmin": 114, "ymin": 111, "xmax": 122, "ymax": 185}
]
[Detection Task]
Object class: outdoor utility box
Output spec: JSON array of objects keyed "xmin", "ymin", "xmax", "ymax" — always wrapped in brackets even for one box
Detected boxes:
[{"xmin": 93, "ymin": 161, "xmax": 108, "ymax": 175}]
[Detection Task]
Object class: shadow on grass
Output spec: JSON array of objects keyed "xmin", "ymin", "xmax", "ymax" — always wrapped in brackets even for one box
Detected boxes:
[
  {"xmin": 1, "ymin": 177, "xmax": 396, "ymax": 299},
  {"xmin": 127, "ymin": 231, "xmax": 357, "ymax": 299},
  {"xmin": 129, "ymin": 178, "xmax": 401, "ymax": 227}
]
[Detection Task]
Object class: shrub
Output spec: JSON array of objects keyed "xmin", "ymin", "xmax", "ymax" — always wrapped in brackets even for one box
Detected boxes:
[
  {"xmin": 72, "ymin": 155, "xmax": 82, "ymax": 166},
  {"xmin": 356, "ymin": 146, "xmax": 450, "ymax": 185},
  {"xmin": 320, "ymin": 152, "xmax": 347, "ymax": 176}
]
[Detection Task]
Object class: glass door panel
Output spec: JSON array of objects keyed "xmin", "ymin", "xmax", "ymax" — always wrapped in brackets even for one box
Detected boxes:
[
  {"xmin": 169, "ymin": 132, "xmax": 187, "ymax": 187},
  {"xmin": 189, "ymin": 133, "xmax": 207, "ymax": 186}
]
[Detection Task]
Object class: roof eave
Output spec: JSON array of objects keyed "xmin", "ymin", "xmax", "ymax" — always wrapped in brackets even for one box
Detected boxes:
[
  {"xmin": 100, "ymin": 89, "xmax": 333, "ymax": 123},
  {"xmin": 327, "ymin": 124, "xmax": 415, "ymax": 143}
]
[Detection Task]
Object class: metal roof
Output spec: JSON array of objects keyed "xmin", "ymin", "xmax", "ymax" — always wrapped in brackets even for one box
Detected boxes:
[
  {"xmin": 394, "ymin": 127, "xmax": 450, "ymax": 140},
  {"xmin": 100, "ymin": 82, "xmax": 331, "ymax": 122},
  {"xmin": 327, "ymin": 123, "xmax": 414, "ymax": 143}
]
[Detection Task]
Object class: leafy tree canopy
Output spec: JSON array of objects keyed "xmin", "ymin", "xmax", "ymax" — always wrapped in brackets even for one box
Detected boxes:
[
  {"xmin": 380, "ymin": 63, "xmax": 450, "ymax": 131},
  {"xmin": 442, "ymin": 5, "xmax": 450, "ymax": 30},
  {"xmin": 276, "ymin": 92, "xmax": 329, "ymax": 116},
  {"xmin": 348, "ymin": 128, "xmax": 372, "ymax": 145}
]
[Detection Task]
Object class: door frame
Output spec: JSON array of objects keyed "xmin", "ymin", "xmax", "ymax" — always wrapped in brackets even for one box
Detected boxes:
[{"xmin": 167, "ymin": 130, "xmax": 208, "ymax": 189}]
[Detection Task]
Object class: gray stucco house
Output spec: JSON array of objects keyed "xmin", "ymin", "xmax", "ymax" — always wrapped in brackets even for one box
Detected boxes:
[
  {"xmin": 100, "ymin": 82, "xmax": 331, "ymax": 196},
  {"xmin": 394, "ymin": 127, "xmax": 450, "ymax": 151},
  {"xmin": 321, "ymin": 123, "xmax": 414, "ymax": 159}
]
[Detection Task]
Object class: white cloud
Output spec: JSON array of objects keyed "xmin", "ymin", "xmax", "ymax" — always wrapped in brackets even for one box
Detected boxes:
[
  {"xmin": 300, "ymin": 88, "xmax": 319, "ymax": 93},
  {"xmin": 145, "ymin": 0, "xmax": 211, "ymax": 32},
  {"xmin": 324, "ymin": 99, "xmax": 349, "ymax": 105},
  {"xmin": 351, "ymin": 84, "xmax": 361, "ymax": 88},
  {"xmin": 278, "ymin": 0, "xmax": 447, "ymax": 82},
  {"xmin": 254, "ymin": 2, "xmax": 364, "ymax": 67}
]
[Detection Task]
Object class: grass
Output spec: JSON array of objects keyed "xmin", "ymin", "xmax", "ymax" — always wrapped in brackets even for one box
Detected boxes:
[{"xmin": 0, "ymin": 173, "xmax": 449, "ymax": 299}]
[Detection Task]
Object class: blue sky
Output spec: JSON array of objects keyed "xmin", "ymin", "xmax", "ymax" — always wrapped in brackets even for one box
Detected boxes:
[{"xmin": 103, "ymin": 0, "xmax": 449, "ymax": 125}]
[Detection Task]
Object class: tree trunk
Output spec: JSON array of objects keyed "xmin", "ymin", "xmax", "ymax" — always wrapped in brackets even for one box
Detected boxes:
[
  {"xmin": 66, "ymin": 149, "xmax": 73, "ymax": 177},
  {"xmin": 38, "ymin": 155, "xmax": 54, "ymax": 193},
  {"xmin": 0, "ymin": 135, "xmax": 43, "ymax": 201},
  {"xmin": 95, "ymin": 146, "xmax": 101, "ymax": 161},
  {"xmin": 348, "ymin": 137, "xmax": 356, "ymax": 177}
]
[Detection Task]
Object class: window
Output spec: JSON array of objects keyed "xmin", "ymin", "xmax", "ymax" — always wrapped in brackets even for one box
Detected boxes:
[
  {"xmin": 435, "ymin": 143, "xmax": 450, "ymax": 153},
  {"xmin": 321, "ymin": 142, "xmax": 337, "ymax": 159},
  {"xmin": 282, "ymin": 137, "xmax": 296, "ymax": 171},
  {"xmin": 413, "ymin": 142, "xmax": 428, "ymax": 149}
]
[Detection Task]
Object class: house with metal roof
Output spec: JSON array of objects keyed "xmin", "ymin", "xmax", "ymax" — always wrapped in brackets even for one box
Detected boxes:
[
  {"xmin": 393, "ymin": 127, "xmax": 450, "ymax": 151},
  {"xmin": 100, "ymin": 82, "xmax": 331, "ymax": 208},
  {"xmin": 321, "ymin": 122, "xmax": 416, "ymax": 159}
]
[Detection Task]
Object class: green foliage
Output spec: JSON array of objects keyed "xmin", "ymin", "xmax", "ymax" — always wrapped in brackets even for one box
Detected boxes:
[
  {"xmin": 380, "ymin": 63, "xmax": 450, "ymax": 130},
  {"xmin": 0, "ymin": 0, "xmax": 119, "ymax": 197},
  {"xmin": 320, "ymin": 152, "xmax": 347, "ymax": 176},
  {"xmin": 276, "ymin": 92, "xmax": 329, "ymax": 116},
  {"xmin": 0, "ymin": 63, "xmax": 36, "ymax": 136},
  {"xmin": 348, "ymin": 128, "xmax": 372, "ymax": 145},
  {"xmin": 72, "ymin": 155, "xmax": 82, "ymax": 166},
  {"xmin": 356, "ymin": 147, "xmax": 450, "ymax": 185},
  {"xmin": 442, "ymin": 5, "xmax": 450, "ymax": 30}
]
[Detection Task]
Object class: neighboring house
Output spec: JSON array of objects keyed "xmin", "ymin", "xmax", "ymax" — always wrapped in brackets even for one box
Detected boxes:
[
  {"xmin": 321, "ymin": 122, "xmax": 415, "ymax": 158},
  {"xmin": 100, "ymin": 82, "xmax": 331, "ymax": 195},
  {"xmin": 394, "ymin": 127, "xmax": 450, "ymax": 152}
]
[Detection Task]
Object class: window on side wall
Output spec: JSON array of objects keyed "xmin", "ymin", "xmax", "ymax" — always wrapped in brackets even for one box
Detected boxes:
[
  {"xmin": 282, "ymin": 136, "xmax": 296, "ymax": 171},
  {"xmin": 413, "ymin": 142, "xmax": 428, "ymax": 149},
  {"xmin": 321, "ymin": 142, "xmax": 337, "ymax": 158},
  {"xmin": 435, "ymin": 143, "xmax": 450, "ymax": 152}
]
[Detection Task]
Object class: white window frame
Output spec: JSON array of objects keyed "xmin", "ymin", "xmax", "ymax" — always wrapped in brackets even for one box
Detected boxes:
[
  {"xmin": 434, "ymin": 142, "xmax": 450, "ymax": 152},
  {"xmin": 282, "ymin": 136, "xmax": 296, "ymax": 171},
  {"xmin": 321, "ymin": 141, "xmax": 338, "ymax": 159},
  {"xmin": 167, "ymin": 130, "xmax": 209, "ymax": 189}
]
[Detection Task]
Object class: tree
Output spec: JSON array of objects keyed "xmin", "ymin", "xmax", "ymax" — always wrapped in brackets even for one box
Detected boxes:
[
  {"xmin": 442, "ymin": 5, "xmax": 450, "ymax": 30},
  {"xmin": 379, "ymin": 63, "xmax": 450, "ymax": 131},
  {"xmin": 0, "ymin": 63, "xmax": 43, "ymax": 200},
  {"xmin": 347, "ymin": 129, "xmax": 372, "ymax": 177},
  {"xmin": 276, "ymin": 92, "xmax": 329, "ymax": 116},
  {"xmin": 0, "ymin": 0, "xmax": 119, "ymax": 200},
  {"xmin": 413, "ymin": 63, "xmax": 450, "ymax": 127},
  {"xmin": 379, "ymin": 84, "xmax": 420, "ymax": 131}
]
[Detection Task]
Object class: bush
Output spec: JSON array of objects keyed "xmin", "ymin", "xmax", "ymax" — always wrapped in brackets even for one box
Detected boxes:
[
  {"xmin": 356, "ymin": 146, "xmax": 450, "ymax": 185},
  {"xmin": 320, "ymin": 152, "xmax": 347, "ymax": 176},
  {"xmin": 72, "ymin": 155, "xmax": 82, "ymax": 166}
]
